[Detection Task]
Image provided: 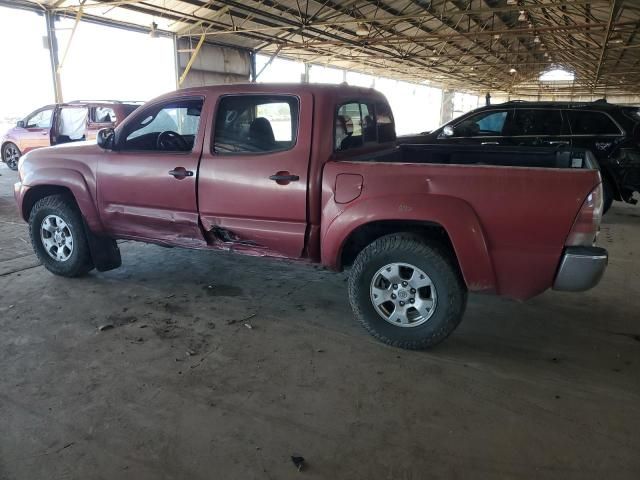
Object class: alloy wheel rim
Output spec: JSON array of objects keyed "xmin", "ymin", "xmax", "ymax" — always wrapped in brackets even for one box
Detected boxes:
[
  {"xmin": 5, "ymin": 145, "xmax": 19, "ymax": 169},
  {"xmin": 369, "ymin": 262, "xmax": 437, "ymax": 328},
  {"xmin": 40, "ymin": 215, "xmax": 74, "ymax": 262}
]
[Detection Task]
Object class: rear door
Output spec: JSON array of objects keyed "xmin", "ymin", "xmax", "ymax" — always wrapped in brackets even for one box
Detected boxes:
[
  {"xmin": 197, "ymin": 93, "xmax": 312, "ymax": 258},
  {"xmin": 51, "ymin": 105, "xmax": 89, "ymax": 145},
  {"xmin": 503, "ymin": 108, "xmax": 570, "ymax": 148},
  {"xmin": 86, "ymin": 106, "xmax": 117, "ymax": 141}
]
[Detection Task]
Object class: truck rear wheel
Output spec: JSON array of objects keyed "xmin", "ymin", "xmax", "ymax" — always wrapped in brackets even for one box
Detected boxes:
[
  {"xmin": 348, "ymin": 233, "xmax": 467, "ymax": 350},
  {"xmin": 28, "ymin": 194, "xmax": 94, "ymax": 277}
]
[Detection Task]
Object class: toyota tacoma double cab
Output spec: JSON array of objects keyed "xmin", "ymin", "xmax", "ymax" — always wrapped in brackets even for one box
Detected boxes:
[{"xmin": 14, "ymin": 84, "xmax": 608, "ymax": 349}]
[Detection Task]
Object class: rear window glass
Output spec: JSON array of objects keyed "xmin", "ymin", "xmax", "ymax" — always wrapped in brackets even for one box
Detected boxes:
[
  {"xmin": 93, "ymin": 107, "xmax": 116, "ymax": 123},
  {"xmin": 509, "ymin": 109, "xmax": 562, "ymax": 136},
  {"xmin": 335, "ymin": 101, "xmax": 395, "ymax": 151},
  {"xmin": 566, "ymin": 110, "xmax": 621, "ymax": 135},
  {"xmin": 214, "ymin": 95, "xmax": 298, "ymax": 154}
]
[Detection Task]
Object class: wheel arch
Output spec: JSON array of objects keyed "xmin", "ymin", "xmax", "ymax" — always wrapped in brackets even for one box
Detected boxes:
[
  {"xmin": 340, "ymin": 220, "xmax": 456, "ymax": 268},
  {"xmin": 322, "ymin": 195, "xmax": 497, "ymax": 293},
  {"xmin": 22, "ymin": 185, "xmax": 75, "ymax": 221},
  {"xmin": 20, "ymin": 168, "xmax": 104, "ymax": 234},
  {"xmin": 600, "ymin": 165, "xmax": 622, "ymax": 201}
]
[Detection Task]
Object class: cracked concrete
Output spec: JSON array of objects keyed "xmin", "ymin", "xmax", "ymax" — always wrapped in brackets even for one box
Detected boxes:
[{"xmin": 0, "ymin": 163, "xmax": 639, "ymax": 479}]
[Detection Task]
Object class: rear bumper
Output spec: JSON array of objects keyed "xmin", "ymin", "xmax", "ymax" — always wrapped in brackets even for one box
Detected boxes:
[{"xmin": 553, "ymin": 246, "xmax": 608, "ymax": 292}]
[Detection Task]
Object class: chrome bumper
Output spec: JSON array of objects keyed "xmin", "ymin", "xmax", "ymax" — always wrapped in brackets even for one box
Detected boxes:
[{"xmin": 553, "ymin": 246, "xmax": 608, "ymax": 292}]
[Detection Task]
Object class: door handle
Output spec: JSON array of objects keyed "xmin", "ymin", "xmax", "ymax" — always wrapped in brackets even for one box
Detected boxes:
[
  {"xmin": 168, "ymin": 167, "xmax": 194, "ymax": 179},
  {"xmin": 548, "ymin": 141, "xmax": 569, "ymax": 145},
  {"xmin": 269, "ymin": 173, "xmax": 299, "ymax": 185},
  {"xmin": 481, "ymin": 141, "xmax": 499, "ymax": 145}
]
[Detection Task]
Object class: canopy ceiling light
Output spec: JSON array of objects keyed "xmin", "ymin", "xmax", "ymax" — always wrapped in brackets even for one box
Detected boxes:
[
  {"xmin": 355, "ymin": 24, "xmax": 369, "ymax": 36},
  {"xmin": 149, "ymin": 21, "xmax": 159, "ymax": 38}
]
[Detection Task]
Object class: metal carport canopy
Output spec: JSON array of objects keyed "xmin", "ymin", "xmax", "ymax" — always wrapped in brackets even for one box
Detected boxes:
[{"xmin": 9, "ymin": 0, "xmax": 640, "ymax": 96}]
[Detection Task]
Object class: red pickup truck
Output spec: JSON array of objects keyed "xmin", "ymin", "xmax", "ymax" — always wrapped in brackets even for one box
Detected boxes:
[{"xmin": 14, "ymin": 84, "xmax": 607, "ymax": 349}]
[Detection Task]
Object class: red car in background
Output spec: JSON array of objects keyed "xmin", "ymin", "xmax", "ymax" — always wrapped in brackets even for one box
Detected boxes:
[{"xmin": 1, "ymin": 100, "xmax": 140, "ymax": 170}]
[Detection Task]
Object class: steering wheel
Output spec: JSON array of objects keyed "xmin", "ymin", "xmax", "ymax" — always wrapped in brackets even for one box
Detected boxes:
[{"xmin": 157, "ymin": 130, "xmax": 189, "ymax": 151}]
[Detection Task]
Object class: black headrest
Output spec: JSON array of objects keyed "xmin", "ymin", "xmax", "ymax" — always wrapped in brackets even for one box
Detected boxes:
[{"xmin": 249, "ymin": 117, "xmax": 275, "ymax": 145}]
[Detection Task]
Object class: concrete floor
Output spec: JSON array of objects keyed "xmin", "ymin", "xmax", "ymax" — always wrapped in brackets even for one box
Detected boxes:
[{"xmin": 0, "ymin": 162, "xmax": 639, "ymax": 480}]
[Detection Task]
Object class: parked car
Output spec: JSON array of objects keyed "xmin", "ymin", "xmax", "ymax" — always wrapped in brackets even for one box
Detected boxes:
[
  {"xmin": 400, "ymin": 100, "xmax": 640, "ymax": 212},
  {"xmin": 14, "ymin": 84, "xmax": 607, "ymax": 349},
  {"xmin": 1, "ymin": 100, "xmax": 141, "ymax": 170}
]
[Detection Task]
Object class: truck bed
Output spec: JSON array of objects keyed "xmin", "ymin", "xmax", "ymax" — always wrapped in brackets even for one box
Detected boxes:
[
  {"xmin": 354, "ymin": 143, "xmax": 598, "ymax": 170},
  {"xmin": 321, "ymin": 145, "xmax": 602, "ymax": 300}
]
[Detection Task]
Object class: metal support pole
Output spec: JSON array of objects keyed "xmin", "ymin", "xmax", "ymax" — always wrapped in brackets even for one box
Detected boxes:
[
  {"xmin": 302, "ymin": 63, "xmax": 310, "ymax": 83},
  {"xmin": 178, "ymin": 33, "xmax": 205, "ymax": 87},
  {"xmin": 173, "ymin": 34, "xmax": 181, "ymax": 89},
  {"xmin": 250, "ymin": 51, "xmax": 257, "ymax": 82},
  {"xmin": 440, "ymin": 89, "xmax": 455, "ymax": 124},
  {"xmin": 44, "ymin": 10, "xmax": 63, "ymax": 103}
]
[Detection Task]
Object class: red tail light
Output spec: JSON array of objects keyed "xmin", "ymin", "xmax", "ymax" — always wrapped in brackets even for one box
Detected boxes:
[{"xmin": 566, "ymin": 183, "xmax": 604, "ymax": 247}]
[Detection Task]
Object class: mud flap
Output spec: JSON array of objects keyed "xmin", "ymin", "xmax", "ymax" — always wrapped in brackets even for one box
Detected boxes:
[{"xmin": 82, "ymin": 219, "xmax": 122, "ymax": 272}]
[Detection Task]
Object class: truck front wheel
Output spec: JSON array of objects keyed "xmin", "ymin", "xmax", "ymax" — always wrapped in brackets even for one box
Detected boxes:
[
  {"xmin": 348, "ymin": 233, "xmax": 467, "ymax": 350},
  {"xmin": 28, "ymin": 194, "xmax": 94, "ymax": 277}
]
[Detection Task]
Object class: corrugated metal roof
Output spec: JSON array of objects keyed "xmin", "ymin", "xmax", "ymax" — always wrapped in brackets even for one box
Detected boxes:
[{"xmin": 23, "ymin": 1, "xmax": 640, "ymax": 96}]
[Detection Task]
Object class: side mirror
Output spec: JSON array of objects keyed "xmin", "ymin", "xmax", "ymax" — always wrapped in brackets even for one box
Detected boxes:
[
  {"xmin": 97, "ymin": 127, "xmax": 116, "ymax": 150},
  {"xmin": 16, "ymin": 120, "xmax": 25, "ymax": 128},
  {"xmin": 442, "ymin": 125, "xmax": 455, "ymax": 137}
]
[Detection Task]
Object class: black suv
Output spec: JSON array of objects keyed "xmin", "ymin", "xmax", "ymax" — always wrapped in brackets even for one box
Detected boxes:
[{"xmin": 401, "ymin": 100, "xmax": 640, "ymax": 212}]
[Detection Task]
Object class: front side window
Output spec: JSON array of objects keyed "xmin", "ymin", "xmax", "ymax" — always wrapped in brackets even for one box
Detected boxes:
[
  {"xmin": 452, "ymin": 110, "xmax": 508, "ymax": 137},
  {"xmin": 121, "ymin": 98, "xmax": 203, "ymax": 152},
  {"xmin": 509, "ymin": 109, "xmax": 563, "ymax": 136},
  {"xmin": 566, "ymin": 110, "xmax": 621, "ymax": 135},
  {"xmin": 213, "ymin": 95, "xmax": 298, "ymax": 154},
  {"xmin": 335, "ymin": 101, "xmax": 394, "ymax": 151},
  {"xmin": 26, "ymin": 108, "xmax": 53, "ymax": 129}
]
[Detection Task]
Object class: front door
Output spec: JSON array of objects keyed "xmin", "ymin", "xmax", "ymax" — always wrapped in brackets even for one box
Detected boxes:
[
  {"xmin": 19, "ymin": 107, "xmax": 54, "ymax": 153},
  {"xmin": 97, "ymin": 96, "xmax": 206, "ymax": 244},
  {"xmin": 197, "ymin": 93, "xmax": 312, "ymax": 258}
]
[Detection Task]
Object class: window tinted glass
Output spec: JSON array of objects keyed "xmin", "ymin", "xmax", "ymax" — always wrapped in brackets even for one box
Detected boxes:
[
  {"xmin": 26, "ymin": 108, "xmax": 53, "ymax": 128},
  {"xmin": 93, "ymin": 107, "xmax": 116, "ymax": 123},
  {"xmin": 214, "ymin": 95, "xmax": 298, "ymax": 154},
  {"xmin": 453, "ymin": 110, "xmax": 507, "ymax": 137},
  {"xmin": 509, "ymin": 109, "xmax": 562, "ymax": 135},
  {"xmin": 122, "ymin": 98, "xmax": 203, "ymax": 152},
  {"xmin": 335, "ymin": 101, "xmax": 394, "ymax": 151},
  {"xmin": 567, "ymin": 110, "xmax": 621, "ymax": 135}
]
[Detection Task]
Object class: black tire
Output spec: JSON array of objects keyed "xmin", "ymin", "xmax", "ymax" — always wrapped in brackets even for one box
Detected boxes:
[
  {"xmin": 602, "ymin": 179, "xmax": 614, "ymax": 214},
  {"xmin": 348, "ymin": 233, "xmax": 467, "ymax": 350},
  {"xmin": 28, "ymin": 194, "xmax": 94, "ymax": 277},
  {"xmin": 2, "ymin": 142, "xmax": 21, "ymax": 171}
]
